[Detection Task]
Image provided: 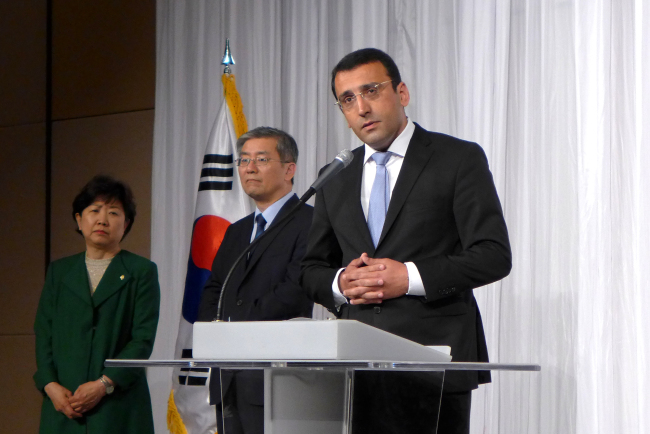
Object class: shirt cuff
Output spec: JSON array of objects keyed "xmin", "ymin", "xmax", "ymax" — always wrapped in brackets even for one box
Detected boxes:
[
  {"xmin": 331, "ymin": 268, "xmax": 348, "ymax": 307},
  {"xmin": 405, "ymin": 262, "xmax": 425, "ymax": 297}
]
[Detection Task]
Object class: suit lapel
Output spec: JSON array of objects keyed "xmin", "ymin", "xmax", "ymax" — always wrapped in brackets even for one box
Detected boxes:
[
  {"xmin": 378, "ymin": 125, "xmax": 435, "ymax": 246},
  {"xmin": 346, "ymin": 147, "xmax": 376, "ymax": 253},
  {"xmin": 92, "ymin": 251, "xmax": 131, "ymax": 307},
  {"xmin": 62, "ymin": 253, "xmax": 93, "ymax": 306},
  {"xmin": 245, "ymin": 194, "xmax": 299, "ymax": 271},
  {"xmin": 227, "ymin": 215, "xmax": 254, "ymax": 293}
]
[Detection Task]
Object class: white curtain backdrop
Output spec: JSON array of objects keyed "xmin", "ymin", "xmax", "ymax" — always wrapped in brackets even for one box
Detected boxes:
[{"xmin": 150, "ymin": 1, "xmax": 650, "ymax": 433}]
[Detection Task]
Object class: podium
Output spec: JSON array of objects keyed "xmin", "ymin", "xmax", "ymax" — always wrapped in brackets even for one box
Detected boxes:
[{"xmin": 106, "ymin": 319, "xmax": 540, "ymax": 434}]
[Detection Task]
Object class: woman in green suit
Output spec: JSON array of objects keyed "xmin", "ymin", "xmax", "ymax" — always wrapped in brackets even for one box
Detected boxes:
[{"xmin": 34, "ymin": 175, "xmax": 160, "ymax": 434}]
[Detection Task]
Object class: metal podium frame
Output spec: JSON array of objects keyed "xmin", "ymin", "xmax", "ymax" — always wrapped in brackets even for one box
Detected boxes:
[{"xmin": 105, "ymin": 358, "xmax": 540, "ymax": 372}]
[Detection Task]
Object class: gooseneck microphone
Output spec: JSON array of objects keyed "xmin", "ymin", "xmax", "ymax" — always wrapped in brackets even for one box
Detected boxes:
[
  {"xmin": 213, "ymin": 149, "xmax": 354, "ymax": 321},
  {"xmin": 308, "ymin": 149, "xmax": 354, "ymax": 193}
]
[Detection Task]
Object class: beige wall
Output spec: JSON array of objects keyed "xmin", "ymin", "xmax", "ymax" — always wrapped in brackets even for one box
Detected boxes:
[{"xmin": 0, "ymin": 1, "xmax": 155, "ymax": 432}]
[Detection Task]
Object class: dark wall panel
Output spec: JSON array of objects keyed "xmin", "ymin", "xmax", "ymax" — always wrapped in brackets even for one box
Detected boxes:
[
  {"xmin": 1, "ymin": 2, "xmax": 156, "ymax": 432},
  {"xmin": 0, "ymin": 336, "xmax": 41, "ymax": 434},
  {"xmin": 0, "ymin": 124, "xmax": 47, "ymax": 335},
  {"xmin": 0, "ymin": 0, "xmax": 47, "ymax": 127},
  {"xmin": 52, "ymin": 0, "xmax": 155, "ymax": 120},
  {"xmin": 50, "ymin": 110, "xmax": 154, "ymax": 261}
]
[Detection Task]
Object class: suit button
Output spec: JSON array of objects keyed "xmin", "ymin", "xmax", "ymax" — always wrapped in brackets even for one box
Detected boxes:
[
  {"xmin": 236, "ymin": 300, "xmax": 243, "ymax": 306},
  {"xmin": 374, "ymin": 306, "xmax": 381, "ymax": 314}
]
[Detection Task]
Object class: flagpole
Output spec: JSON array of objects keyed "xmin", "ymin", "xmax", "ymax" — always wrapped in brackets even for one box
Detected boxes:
[{"xmin": 167, "ymin": 38, "xmax": 251, "ymax": 434}]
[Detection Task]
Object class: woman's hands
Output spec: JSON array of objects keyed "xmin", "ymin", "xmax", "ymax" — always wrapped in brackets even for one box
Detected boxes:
[
  {"xmin": 43, "ymin": 382, "xmax": 82, "ymax": 419},
  {"xmin": 68, "ymin": 379, "xmax": 107, "ymax": 414},
  {"xmin": 45, "ymin": 376, "xmax": 114, "ymax": 418}
]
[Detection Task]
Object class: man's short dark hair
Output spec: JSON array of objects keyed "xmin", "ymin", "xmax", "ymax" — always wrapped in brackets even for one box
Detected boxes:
[
  {"xmin": 72, "ymin": 175, "xmax": 137, "ymax": 238},
  {"xmin": 330, "ymin": 48, "xmax": 402, "ymax": 99},
  {"xmin": 236, "ymin": 126, "xmax": 299, "ymax": 184}
]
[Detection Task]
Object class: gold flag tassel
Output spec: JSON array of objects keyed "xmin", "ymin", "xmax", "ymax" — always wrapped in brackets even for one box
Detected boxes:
[
  {"xmin": 167, "ymin": 389, "xmax": 189, "ymax": 434},
  {"xmin": 222, "ymin": 73, "xmax": 248, "ymax": 138}
]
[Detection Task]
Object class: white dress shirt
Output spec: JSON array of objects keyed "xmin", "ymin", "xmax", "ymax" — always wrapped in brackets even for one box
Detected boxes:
[{"xmin": 331, "ymin": 118, "xmax": 426, "ymax": 306}]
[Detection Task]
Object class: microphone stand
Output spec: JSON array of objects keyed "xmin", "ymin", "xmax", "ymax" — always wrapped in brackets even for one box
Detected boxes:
[{"xmin": 213, "ymin": 187, "xmax": 316, "ymax": 321}]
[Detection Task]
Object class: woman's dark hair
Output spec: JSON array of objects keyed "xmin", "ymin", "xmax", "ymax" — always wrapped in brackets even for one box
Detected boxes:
[{"xmin": 72, "ymin": 175, "xmax": 137, "ymax": 238}]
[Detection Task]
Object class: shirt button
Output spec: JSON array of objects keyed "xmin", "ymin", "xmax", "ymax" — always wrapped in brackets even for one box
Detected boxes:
[
  {"xmin": 236, "ymin": 300, "xmax": 243, "ymax": 306},
  {"xmin": 374, "ymin": 306, "xmax": 381, "ymax": 314}
]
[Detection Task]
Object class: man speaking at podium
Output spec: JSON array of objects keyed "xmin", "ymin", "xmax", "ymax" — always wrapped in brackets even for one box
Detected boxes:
[
  {"xmin": 198, "ymin": 127, "xmax": 313, "ymax": 434},
  {"xmin": 301, "ymin": 48, "xmax": 511, "ymax": 434}
]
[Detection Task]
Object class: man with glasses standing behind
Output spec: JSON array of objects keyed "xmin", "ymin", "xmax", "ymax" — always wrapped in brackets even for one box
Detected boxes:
[
  {"xmin": 198, "ymin": 127, "xmax": 313, "ymax": 434},
  {"xmin": 301, "ymin": 48, "xmax": 511, "ymax": 433}
]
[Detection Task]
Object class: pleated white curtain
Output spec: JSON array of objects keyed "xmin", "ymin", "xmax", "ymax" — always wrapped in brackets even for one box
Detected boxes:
[{"xmin": 150, "ymin": 1, "xmax": 650, "ymax": 433}]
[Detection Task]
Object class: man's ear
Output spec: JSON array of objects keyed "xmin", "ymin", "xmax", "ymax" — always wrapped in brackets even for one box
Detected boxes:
[
  {"xmin": 285, "ymin": 162, "xmax": 297, "ymax": 182},
  {"xmin": 397, "ymin": 82, "xmax": 410, "ymax": 107}
]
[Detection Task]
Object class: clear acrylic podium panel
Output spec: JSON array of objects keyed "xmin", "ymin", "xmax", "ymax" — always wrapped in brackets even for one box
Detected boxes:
[
  {"xmin": 219, "ymin": 367, "xmax": 444, "ymax": 434},
  {"xmin": 106, "ymin": 359, "xmax": 539, "ymax": 434}
]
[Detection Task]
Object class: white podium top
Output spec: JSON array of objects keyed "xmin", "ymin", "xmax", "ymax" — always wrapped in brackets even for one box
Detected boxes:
[
  {"xmin": 105, "ymin": 320, "xmax": 540, "ymax": 372},
  {"xmin": 192, "ymin": 319, "xmax": 452, "ymax": 362}
]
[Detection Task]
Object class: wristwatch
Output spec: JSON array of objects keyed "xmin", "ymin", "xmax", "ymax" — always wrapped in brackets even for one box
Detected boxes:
[{"xmin": 99, "ymin": 375, "xmax": 114, "ymax": 395}]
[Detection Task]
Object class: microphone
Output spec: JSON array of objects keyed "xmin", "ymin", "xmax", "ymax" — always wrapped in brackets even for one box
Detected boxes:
[
  {"xmin": 308, "ymin": 149, "xmax": 354, "ymax": 192},
  {"xmin": 212, "ymin": 150, "xmax": 354, "ymax": 321}
]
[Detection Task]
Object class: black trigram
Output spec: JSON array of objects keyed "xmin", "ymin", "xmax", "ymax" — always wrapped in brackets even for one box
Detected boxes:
[
  {"xmin": 178, "ymin": 348, "xmax": 209, "ymax": 386},
  {"xmin": 198, "ymin": 154, "xmax": 234, "ymax": 191}
]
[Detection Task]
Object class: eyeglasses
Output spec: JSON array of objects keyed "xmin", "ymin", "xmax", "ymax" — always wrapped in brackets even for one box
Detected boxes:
[
  {"xmin": 335, "ymin": 80, "xmax": 394, "ymax": 111},
  {"xmin": 236, "ymin": 157, "xmax": 290, "ymax": 167}
]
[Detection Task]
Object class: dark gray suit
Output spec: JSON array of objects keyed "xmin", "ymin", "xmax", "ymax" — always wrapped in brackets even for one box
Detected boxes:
[
  {"xmin": 198, "ymin": 194, "xmax": 313, "ymax": 434},
  {"xmin": 301, "ymin": 124, "xmax": 511, "ymax": 432}
]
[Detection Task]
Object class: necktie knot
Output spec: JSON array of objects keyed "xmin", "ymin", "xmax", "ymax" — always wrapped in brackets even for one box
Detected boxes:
[{"xmin": 371, "ymin": 152, "xmax": 392, "ymax": 166}]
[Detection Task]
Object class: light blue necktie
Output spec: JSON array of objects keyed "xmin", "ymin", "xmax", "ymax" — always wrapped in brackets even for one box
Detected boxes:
[{"xmin": 367, "ymin": 152, "xmax": 392, "ymax": 247}]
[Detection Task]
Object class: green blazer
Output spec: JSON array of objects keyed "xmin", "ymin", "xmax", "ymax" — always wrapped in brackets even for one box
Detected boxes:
[{"xmin": 34, "ymin": 250, "xmax": 160, "ymax": 434}]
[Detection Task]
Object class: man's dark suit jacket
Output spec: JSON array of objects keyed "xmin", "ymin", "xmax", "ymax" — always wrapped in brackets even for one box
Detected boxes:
[
  {"xmin": 198, "ymin": 194, "xmax": 314, "ymax": 405},
  {"xmin": 301, "ymin": 123, "xmax": 511, "ymax": 392}
]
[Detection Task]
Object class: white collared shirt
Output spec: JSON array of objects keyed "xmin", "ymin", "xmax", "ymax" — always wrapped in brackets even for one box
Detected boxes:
[
  {"xmin": 331, "ymin": 118, "xmax": 425, "ymax": 306},
  {"xmin": 360, "ymin": 118, "xmax": 415, "ymax": 218}
]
